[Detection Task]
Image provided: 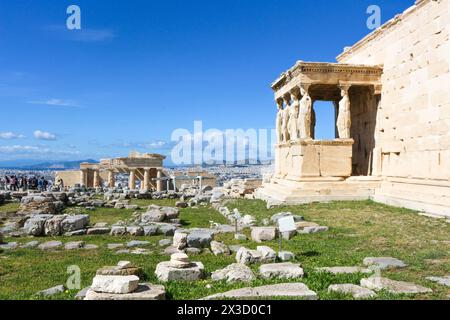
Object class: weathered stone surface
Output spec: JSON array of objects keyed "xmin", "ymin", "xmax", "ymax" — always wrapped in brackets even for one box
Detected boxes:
[
  {"xmin": 297, "ymin": 226, "xmax": 329, "ymax": 234},
  {"xmin": 61, "ymin": 215, "xmax": 89, "ymax": 232},
  {"xmin": 236, "ymin": 247, "xmax": 262, "ymax": 265},
  {"xmin": 38, "ymin": 241, "xmax": 63, "ymax": 250},
  {"xmin": 64, "ymin": 241, "xmax": 85, "ymax": 250},
  {"xmin": 143, "ymin": 225, "xmax": 158, "ymax": 236},
  {"xmin": 87, "ymin": 227, "xmax": 110, "ymax": 235},
  {"xmin": 91, "ymin": 275, "xmax": 139, "ymax": 294},
  {"xmin": 84, "ymin": 283, "xmax": 165, "ymax": 300},
  {"xmin": 426, "ymin": 276, "xmax": 450, "ymax": 287},
  {"xmin": 187, "ymin": 231, "xmax": 213, "ymax": 248},
  {"xmin": 155, "ymin": 261, "xmax": 205, "ymax": 282},
  {"xmin": 328, "ymin": 284, "xmax": 377, "ymax": 299},
  {"xmin": 107, "ymin": 243, "xmax": 124, "ymax": 250},
  {"xmin": 96, "ymin": 266, "xmax": 141, "ymax": 276},
  {"xmin": 234, "ymin": 233, "xmax": 247, "ymax": 241},
  {"xmin": 127, "ymin": 226, "xmax": 144, "ymax": 236},
  {"xmin": 24, "ymin": 215, "xmax": 52, "ymax": 236},
  {"xmin": 44, "ymin": 215, "xmax": 66, "ymax": 236},
  {"xmin": 0, "ymin": 242, "xmax": 18, "ymax": 250},
  {"xmin": 173, "ymin": 232, "xmax": 188, "ymax": 250},
  {"xmin": 251, "ymin": 227, "xmax": 277, "ymax": 243},
  {"xmin": 176, "ymin": 201, "xmax": 188, "ymax": 208},
  {"xmin": 210, "ymin": 241, "xmax": 231, "ymax": 256},
  {"xmin": 271, "ymin": 212, "xmax": 303, "ymax": 224},
  {"xmin": 211, "ymin": 263, "xmax": 256, "ymax": 283},
  {"xmin": 110, "ymin": 226, "xmax": 127, "ymax": 236},
  {"xmin": 75, "ymin": 287, "xmax": 90, "ymax": 300},
  {"xmin": 159, "ymin": 239, "xmax": 172, "ymax": 247},
  {"xmin": 278, "ymin": 251, "xmax": 295, "ymax": 261},
  {"xmin": 21, "ymin": 240, "xmax": 39, "ymax": 248},
  {"xmin": 64, "ymin": 229, "xmax": 86, "ymax": 236},
  {"xmin": 157, "ymin": 224, "xmax": 177, "ymax": 236},
  {"xmin": 37, "ymin": 285, "xmax": 65, "ymax": 297},
  {"xmin": 316, "ymin": 266, "xmax": 373, "ymax": 275},
  {"xmin": 259, "ymin": 263, "xmax": 304, "ymax": 279},
  {"xmin": 360, "ymin": 277, "xmax": 432, "ymax": 294},
  {"xmin": 141, "ymin": 210, "xmax": 166, "ymax": 223},
  {"xmin": 160, "ymin": 206, "xmax": 180, "ymax": 219},
  {"xmin": 126, "ymin": 240, "xmax": 150, "ymax": 247},
  {"xmin": 363, "ymin": 257, "xmax": 407, "ymax": 270},
  {"xmin": 203, "ymin": 283, "xmax": 318, "ymax": 300},
  {"xmin": 257, "ymin": 246, "xmax": 277, "ymax": 263}
]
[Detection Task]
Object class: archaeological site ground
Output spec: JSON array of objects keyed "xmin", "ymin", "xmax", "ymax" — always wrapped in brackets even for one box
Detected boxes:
[{"xmin": 0, "ymin": 0, "xmax": 449, "ymax": 309}]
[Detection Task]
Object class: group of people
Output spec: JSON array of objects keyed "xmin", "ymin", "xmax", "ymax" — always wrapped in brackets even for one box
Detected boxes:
[{"xmin": 0, "ymin": 175, "xmax": 62, "ymax": 192}]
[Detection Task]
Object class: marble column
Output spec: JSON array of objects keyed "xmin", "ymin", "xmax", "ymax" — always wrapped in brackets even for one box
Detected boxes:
[
  {"xmin": 93, "ymin": 170, "xmax": 100, "ymax": 188},
  {"xmin": 80, "ymin": 169, "xmax": 87, "ymax": 186},
  {"xmin": 142, "ymin": 168, "xmax": 150, "ymax": 191},
  {"xmin": 108, "ymin": 170, "xmax": 115, "ymax": 188},
  {"xmin": 156, "ymin": 169, "xmax": 163, "ymax": 192},
  {"xmin": 129, "ymin": 169, "xmax": 136, "ymax": 190}
]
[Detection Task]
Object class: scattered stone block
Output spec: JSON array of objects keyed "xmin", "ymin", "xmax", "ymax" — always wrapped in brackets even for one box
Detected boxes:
[
  {"xmin": 426, "ymin": 276, "xmax": 450, "ymax": 287},
  {"xmin": 259, "ymin": 262, "xmax": 304, "ymax": 279},
  {"xmin": 251, "ymin": 227, "xmax": 277, "ymax": 243},
  {"xmin": 126, "ymin": 240, "xmax": 150, "ymax": 248},
  {"xmin": 64, "ymin": 241, "xmax": 85, "ymax": 250},
  {"xmin": 143, "ymin": 225, "xmax": 158, "ymax": 236},
  {"xmin": 257, "ymin": 246, "xmax": 276, "ymax": 262},
  {"xmin": 316, "ymin": 266, "xmax": 373, "ymax": 275},
  {"xmin": 236, "ymin": 247, "xmax": 262, "ymax": 265},
  {"xmin": 75, "ymin": 287, "xmax": 90, "ymax": 300},
  {"xmin": 84, "ymin": 283, "xmax": 165, "ymax": 300},
  {"xmin": 297, "ymin": 226, "xmax": 329, "ymax": 234},
  {"xmin": 0, "ymin": 242, "xmax": 18, "ymax": 250},
  {"xmin": 278, "ymin": 251, "xmax": 295, "ymax": 261},
  {"xmin": 155, "ymin": 261, "xmax": 205, "ymax": 282},
  {"xmin": 87, "ymin": 227, "xmax": 110, "ymax": 235},
  {"xmin": 110, "ymin": 226, "xmax": 127, "ymax": 236},
  {"xmin": 173, "ymin": 232, "xmax": 188, "ymax": 250},
  {"xmin": 44, "ymin": 215, "xmax": 66, "ymax": 236},
  {"xmin": 187, "ymin": 231, "xmax": 213, "ymax": 248},
  {"xmin": 211, "ymin": 263, "xmax": 256, "ymax": 283},
  {"xmin": 37, "ymin": 285, "xmax": 65, "ymax": 297},
  {"xmin": 91, "ymin": 275, "xmax": 139, "ymax": 294},
  {"xmin": 328, "ymin": 284, "xmax": 377, "ymax": 299},
  {"xmin": 210, "ymin": 241, "xmax": 231, "ymax": 256},
  {"xmin": 360, "ymin": 277, "xmax": 432, "ymax": 294},
  {"xmin": 107, "ymin": 243, "xmax": 124, "ymax": 250},
  {"xmin": 38, "ymin": 241, "xmax": 63, "ymax": 251},
  {"xmin": 84, "ymin": 244, "xmax": 99, "ymax": 250},
  {"xmin": 61, "ymin": 215, "xmax": 89, "ymax": 233},
  {"xmin": 21, "ymin": 241, "xmax": 39, "ymax": 248},
  {"xmin": 159, "ymin": 239, "xmax": 172, "ymax": 247},
  {"xmin": 127, "ymin": 226, "xmax": 144, "ymax": 236},
  {"xmin": 363, "ymin": 257, "xmax": 407, "ymax": 270},
  {"xmin": 203, "ymin": 283, "xmax": 318, "ymax": 300},
  {"xmin": 234, "ymin": 233, "xmax": 247, "ymax": 241}
]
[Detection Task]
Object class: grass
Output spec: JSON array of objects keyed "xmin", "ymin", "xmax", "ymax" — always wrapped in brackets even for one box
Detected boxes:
[{"xmin": 0, "ymin": 199, "xmax": 449, "ymax": 300}]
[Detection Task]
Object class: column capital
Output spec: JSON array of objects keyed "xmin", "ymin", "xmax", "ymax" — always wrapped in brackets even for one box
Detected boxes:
[
  {"xmin": 299, "ymin": 82, "xmax": 312, "ymax": 93},
  {"xmin": 338, "ymin": 82, "xmax": 352, "ymax": 92}
]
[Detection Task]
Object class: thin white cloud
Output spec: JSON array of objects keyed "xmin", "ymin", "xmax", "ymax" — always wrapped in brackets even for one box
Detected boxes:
[
  {"xmin": 28, "ymin": 98, "xmax": 79, "ymax": 107},
  {"xmin": 0, "ymin": 131, "xmax": 25, "ymax": 139},
  {"xmin": 0, "ymin": 145, "xmax": 80, "ymax": 156},
  {"xmin": 34, "ymin": 130, "xmax": 57, "ymax": 141}
]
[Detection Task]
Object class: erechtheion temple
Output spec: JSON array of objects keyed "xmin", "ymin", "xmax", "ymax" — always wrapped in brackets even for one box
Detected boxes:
[
  {"xmin": 256, "ymin": 0, "xmax": 450, "ymax": 217},
  {"xmin": 56, "ymin": 152, "xmax": 167, "ymax": 191}
]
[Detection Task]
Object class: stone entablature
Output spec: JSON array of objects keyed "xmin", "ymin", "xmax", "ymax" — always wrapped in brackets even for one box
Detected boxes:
[
  {"xmin": 271, "ymin": 62, "xmax": 383, "ymax": 100},
  {"xmin": 58, "ymin": 152, "xmax": 167, "ymax": 191}
]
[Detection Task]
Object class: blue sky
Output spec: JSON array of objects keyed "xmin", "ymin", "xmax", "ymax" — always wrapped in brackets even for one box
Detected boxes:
[{"xmin": 0, "ymin": 0, "xmax": 413, "ymax": 164}]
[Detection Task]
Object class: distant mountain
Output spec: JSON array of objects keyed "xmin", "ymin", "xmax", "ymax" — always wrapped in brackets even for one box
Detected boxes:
[{"xmin": 0, "ymin": 159, "xmax": 97, "ymax": 170}]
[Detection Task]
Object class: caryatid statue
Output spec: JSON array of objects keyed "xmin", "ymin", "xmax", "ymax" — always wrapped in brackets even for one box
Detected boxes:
[
  {"xmin": 288, "ymin": 91, "xmax": 300, "ymax": 141},
  {"xmin": 281, "ymin": 96, "xmax": 290, "ymax": 142},
  {"xmin": 337, "ymin": 85, "xmax": 351, "ymax": 139},
  {"xmin": 275, "ymin": 99, "xmax": 283, "ymax": 143},
  {"xmin": 298, "ymin": 84, "xmax": 312, "ymax": 139}
]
